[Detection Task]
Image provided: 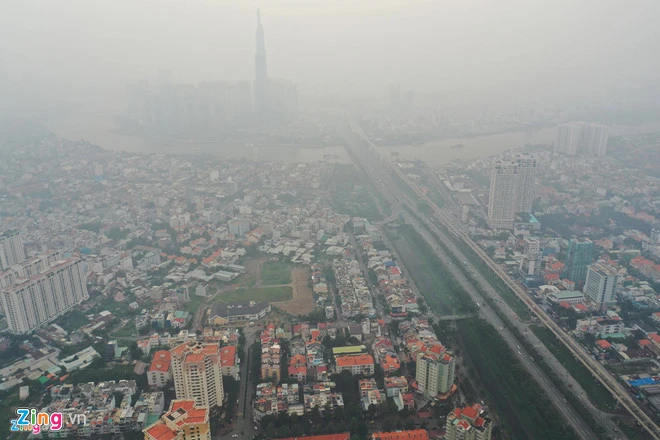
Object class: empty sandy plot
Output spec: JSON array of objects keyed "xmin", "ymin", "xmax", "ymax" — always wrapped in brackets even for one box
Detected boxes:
[{"xmin": 271, "ymin": 267, "xmax": 315, "ymax": 315}]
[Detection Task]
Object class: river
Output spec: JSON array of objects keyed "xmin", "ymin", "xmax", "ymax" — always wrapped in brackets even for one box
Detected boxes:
[
  {"xmin": 48, "ymin": 110, "xmax": 660, "ymax": 166},
  {"xmin": 377, "ymin": 121, "xmax": 660, "ymax": 167}
]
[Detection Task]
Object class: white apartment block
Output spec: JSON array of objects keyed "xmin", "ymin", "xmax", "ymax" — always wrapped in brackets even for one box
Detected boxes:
[
  {"xmin": 0, "ymin": 257, "xmax": 88, "ymax": 334},
  {"xmin": 416, "ymin": 351, "xmax": 455, "ymax": 396},
  {"xmin": 0, "ymin": 231, "xmax": 26, "ymax": 270},
  {"xmin": 487, "ymin": 156, "xmax": 537, "ymax": 229},
  {"xmin": 584, "ymin": 262, "xmax": 619, "ymax": 311},
  {"xmin": 555, "ymin": 122, "xmax": 609, "ymax": 157}
]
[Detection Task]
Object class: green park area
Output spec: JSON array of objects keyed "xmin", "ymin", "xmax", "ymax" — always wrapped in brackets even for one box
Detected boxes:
[
  {"xmin": 219, "ymin": 286, "xmax": 293, "ymax": 303},
  {"xmin": 388, "ymin": 225, "xmax": 475, "ymax": 315},
  {"xmin": 459, "ymin": 319, "xmax": 578, "ymax": 440},
  {"xmin": 261, "ymin": 262, "xmax": 292, "ymax": 285},
  {"xmin": 531, "ymin": 326, "xmax": 616, "ymax": 410}
]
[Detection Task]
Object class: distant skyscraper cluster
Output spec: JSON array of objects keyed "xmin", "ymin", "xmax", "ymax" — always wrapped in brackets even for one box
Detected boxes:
[
  {"xmin": 486, "ymin": 155, "xmax": 537, "ymax": 229},
  {"xmin": 0, "ymin": 251, "xmax": 88, "ymax": 334},
  {"xmin": 122, "ymin": 10, "xmax": 298, "ymax": 137},
  {"xmin": 388, "ymin": 82, "xmax": 415, "ymax": 109},
  {"xmin": 555, "ymin": 122, "xmax": 609, "ymax": 157},
  {"xmin": 126, "ymin": 81, "xmax": 253, "ymax": 136}
]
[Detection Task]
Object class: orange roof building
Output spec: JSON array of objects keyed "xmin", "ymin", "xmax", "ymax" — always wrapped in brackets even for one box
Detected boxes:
[
  {"xmin": 335, "ymin": 354, "xmax": 375, "ymax": 375},
  {"xmin": 279, "ymin": 434, "xmax": 350, "ymax": 440},
  {"xmin": 143, "ymin": 399, "xmax": 210, "ymax": 440},
  {"xmin": 148, "ymin": 350, "xmax": 172, "ymax": 388},
  {"xmin": 371, "ymin": 430, "xmax": 429, "ymax": 440},
  {"xmin": 219, "ymin": 345, "xmax": 239, "ymax": 379},
  {"xmin": 595, "ymin": 339, "xmax": 612, "ymax": 350}
]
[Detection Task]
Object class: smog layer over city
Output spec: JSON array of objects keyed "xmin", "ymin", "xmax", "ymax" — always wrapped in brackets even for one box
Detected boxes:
[{"xmin": 0, "ymin": 1, "xmax": 659, "ymax": 440}]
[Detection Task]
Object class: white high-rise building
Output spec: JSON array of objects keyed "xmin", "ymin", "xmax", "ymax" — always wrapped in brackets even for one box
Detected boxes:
[
  {"xmin": 416, "ymin": 348, "xmax": 455, "ymax": 396},
  {"xmin": 554, "ymin": 122, "xmax": 609, "ymax": 157},
  {"xmin": 0, "ymin": 257, "xmax": 88, "ymax": 334},
  {"xmin": 514, "ymin": 156, "xmax": 537, "ymax": 213},
  {"xmin": 520, "ymin": 237, "xmax": 542, "ymax": 276},
  {"xmin": 555, "ymin": 124, "xmax": 580, "ymax": 156},
  {"xmin": 487, "ymin": 156, "xmax": 537, "ymax": 229},
  {"xmin": 170, "ymin": 341, "xmax": 224, "ymax": 408},
  {"xmin": 583, "ymin": 262, "xmax": 618, "ymax": 311},
  {"xmin": 0, "ymin": 231, "xmax": 26, "ymax": 270}
]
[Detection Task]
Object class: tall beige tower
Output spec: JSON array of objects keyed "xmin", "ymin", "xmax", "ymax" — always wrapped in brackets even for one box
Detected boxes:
[{"xmin": 170, "ymin": 341, "xmax": 225, "ymax": 408}]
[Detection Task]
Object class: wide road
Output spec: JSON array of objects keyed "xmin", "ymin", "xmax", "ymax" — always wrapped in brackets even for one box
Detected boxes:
[
  {"xmin": 338, "ymin": 123, "xmax": 613, "ymax": 440},
  {"xmin": 219, "ymin": 327, "xmax": 259, "ymax": 440}
]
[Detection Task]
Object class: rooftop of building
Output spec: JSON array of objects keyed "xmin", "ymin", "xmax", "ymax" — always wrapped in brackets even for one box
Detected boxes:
[{"xmin": 149, "ymin": 350, "xmax": 172, "ymax": 373}]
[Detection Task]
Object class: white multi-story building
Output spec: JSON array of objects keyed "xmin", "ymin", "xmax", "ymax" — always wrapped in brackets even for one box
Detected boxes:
[
  {"xmin": 0, "ymin": 257, "xmax": 88, "ymax": 334},
  {"xmin": 520, "ymin": 237, "xmax": 542, "ymax": 276},
  {"xmin": 228, "ymin": 219, "xmax": 250, "ymax": 237},
  {"xmin": 170, "ymin": 341, "xmax": 224, "ymax": 408},
  {"xmin": 416, "ymin": 349, "xmax": 455, "ymax": 396},
  {"xmin": 514, "ymin": 156, "xmax": 537, "ymax": 213},
  {"xmin": 148, "ymin": 350, "xmax": 172, "ymax": 388},
  {"xmin": 0, "ymin": 231, "xmax": 26, "ymax": 270},
  {"xmin": 584, "ymin": 262, "xmax": 619, "ymax": 311},
  {"xmin": 487, "ymin": 156, "xmax": 537, "ymax": 229},
  {"xmin": 555, "ymin": 122, "xmax": 609, "ymax": 157}
]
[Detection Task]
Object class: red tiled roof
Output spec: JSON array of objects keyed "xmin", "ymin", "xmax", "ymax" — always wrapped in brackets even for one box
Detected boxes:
[
  {"xmin": 372, "ymin": 429, "xmax": 429, "ymax": 440},
  {"xmin": 220, "ymin": 346, "xmax": 236, "ymax": 367},
  {"xmin": 149, "ymin": 350, "xmax": 172, "ymax": 373},
  {"xmin": 170, "ymin": 400, "xmax": 195, "ymax": 412},
  {"xmin": 596, "ymin": 340, "xmax": 612, "ymax": 349},
  {"xmin": 336, "ymin": 354, "xmax": 374, "ymax": 367},
  {"xmin": 279, "ymin": 434, "xmax": 350, "ymax": 440},
  {"xmin": 144, "ymin": 423, "xmax": 177, "ymax": 440}
]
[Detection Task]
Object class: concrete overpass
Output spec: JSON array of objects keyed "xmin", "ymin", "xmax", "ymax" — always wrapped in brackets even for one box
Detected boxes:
[{"xmin": 350, "ymin": 125, "xmax": 660, "ymax": 440}]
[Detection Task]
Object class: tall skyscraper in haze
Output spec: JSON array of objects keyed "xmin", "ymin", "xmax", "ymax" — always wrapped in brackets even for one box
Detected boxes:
[
  {"xmin": 487, "ymin": 155, "xmax": 537, "ymax": 229},
  {"xmin": 389, "ymin": 82, "xmax": 401, "ymax": 108},
  {"xmin": 254, "ymin": 9, "xmax": 268, "ymax": 118},
  {"xmin": 514, "ymin": 156, "xmax": 537, "ymax": 212},
  {"xmin": 555, "ymin": 122, "xmax": 609, "ymax": 157},
  {"xmin": 564, "ymin": 237, "xmax": 594, "ymax": 287},
  {"xmin": 0, "ymin": 231, "xmax": 26, "ymax": 270}
]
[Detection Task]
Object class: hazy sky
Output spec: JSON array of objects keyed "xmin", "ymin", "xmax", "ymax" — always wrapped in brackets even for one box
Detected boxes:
[{"xmin": 1, "ymin": 0, "xmax": 659, "ymax": 113}]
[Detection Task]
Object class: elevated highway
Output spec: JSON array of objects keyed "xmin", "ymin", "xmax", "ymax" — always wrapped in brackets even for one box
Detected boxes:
[{"xmin": 346, "ymin": 121, "xmax": 659, "ymax": 440}]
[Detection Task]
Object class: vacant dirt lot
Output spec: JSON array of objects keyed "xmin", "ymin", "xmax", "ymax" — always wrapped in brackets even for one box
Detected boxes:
[{"xmin": 271, "ymin": 266, "xmax": 315, "ymax": 315}]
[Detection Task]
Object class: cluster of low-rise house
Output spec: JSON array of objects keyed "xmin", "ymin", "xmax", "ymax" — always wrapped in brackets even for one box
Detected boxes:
[
  {"xmin": 40, "ymin": 381, "xmax": 164, "ymax": 438},
  {"xmin": 333, "ymin": 255, "xmax": 376, "ymax": 319},
  {"xmin": 358, "ymin": 234, "xmax": 420, "ymax": 317}
]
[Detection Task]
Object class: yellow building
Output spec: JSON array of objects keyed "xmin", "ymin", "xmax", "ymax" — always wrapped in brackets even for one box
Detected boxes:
[{"xmin": 143, "ymin": 399, "xmax": 211, "ymax": 440}]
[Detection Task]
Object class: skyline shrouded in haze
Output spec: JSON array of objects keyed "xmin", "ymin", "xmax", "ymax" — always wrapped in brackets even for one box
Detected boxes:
[{"xmin": 1, "ymin": 0, "xmax": 659, "ymax": 118}]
